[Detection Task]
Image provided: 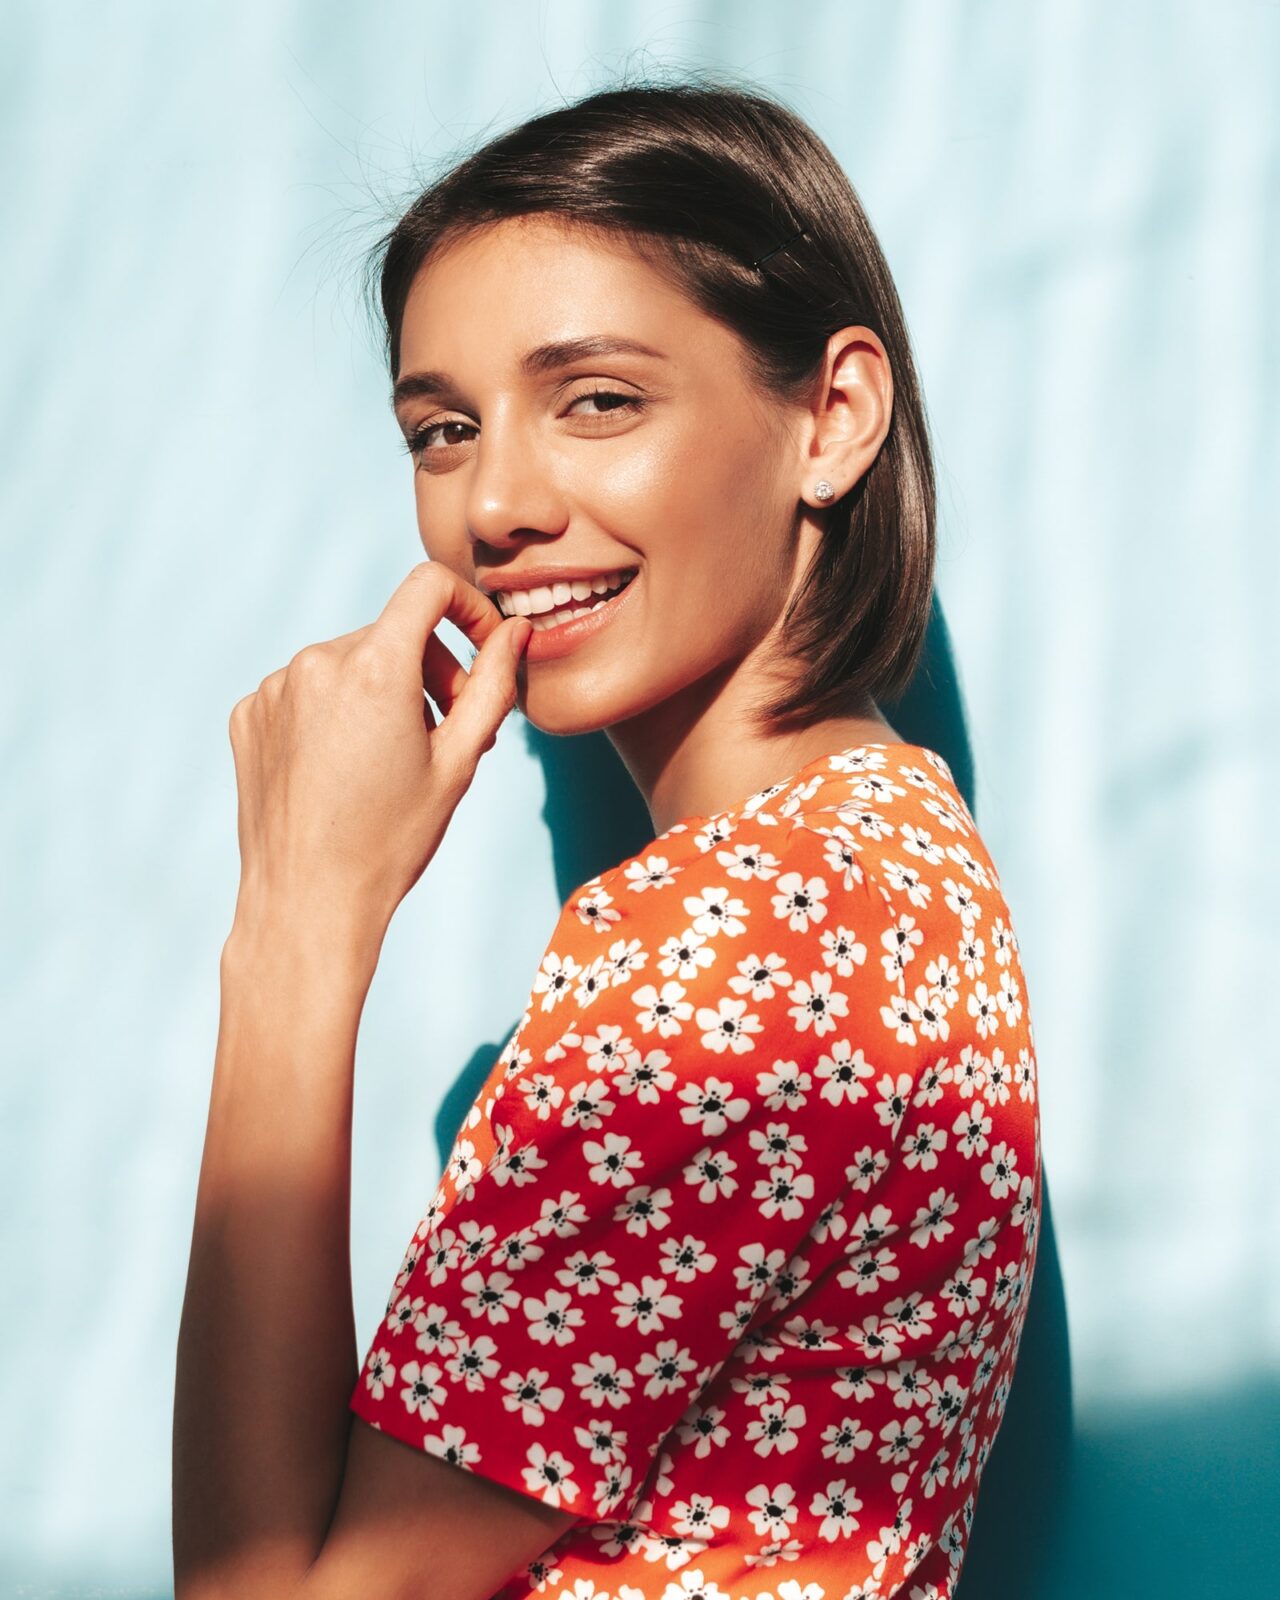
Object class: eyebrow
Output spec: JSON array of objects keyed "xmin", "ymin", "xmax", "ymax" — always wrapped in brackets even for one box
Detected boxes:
[{"xmin": 391, "ymin": 334, "xmax": 669, "ymax": 415}]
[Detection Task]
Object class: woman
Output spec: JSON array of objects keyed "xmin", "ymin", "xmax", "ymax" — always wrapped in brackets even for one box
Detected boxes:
[{"xmin": 173, "ymin": 78, "xmax": 1042, "ymax": 1600}]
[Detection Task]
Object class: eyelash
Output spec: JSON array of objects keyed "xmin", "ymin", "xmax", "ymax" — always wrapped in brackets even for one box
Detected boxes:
[{"xmin": 400, "ymin": 387, "xmax": 646, "ymax": 460}]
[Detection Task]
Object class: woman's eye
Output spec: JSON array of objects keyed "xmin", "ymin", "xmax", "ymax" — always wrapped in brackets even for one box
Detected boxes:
[{"xmin": 402, "ymin": 388, "xmax": 644, "ymax": 465}]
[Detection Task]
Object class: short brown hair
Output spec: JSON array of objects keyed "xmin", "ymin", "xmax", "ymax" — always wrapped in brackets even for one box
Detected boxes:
[{"xmin": 364, "ymin": 70, "xmax": 936, "ymax": 731}]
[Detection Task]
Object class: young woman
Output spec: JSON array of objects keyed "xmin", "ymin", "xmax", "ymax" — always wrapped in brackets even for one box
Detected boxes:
[{"xmin": 174, "ymin": 78, "xmax": 1042, "ymax": 1600}]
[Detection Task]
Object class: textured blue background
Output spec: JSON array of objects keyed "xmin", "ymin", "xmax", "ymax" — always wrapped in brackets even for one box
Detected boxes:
[{"xmin": 2, "ymin": 1, "xmax": 1276, "ymax": 1593}]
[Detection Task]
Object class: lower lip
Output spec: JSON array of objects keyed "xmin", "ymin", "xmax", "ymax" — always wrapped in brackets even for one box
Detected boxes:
[{"xmin": 516, "ymin": 574, "xmax": 639, "ymax": 663}]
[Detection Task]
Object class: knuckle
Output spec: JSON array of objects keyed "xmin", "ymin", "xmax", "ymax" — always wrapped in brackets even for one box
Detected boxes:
[
  {"xmin": 288, "ymin": 644, "xmax": 330, "ymax": 683},
  {"xmin": 348, "ymin": 641, "xmax": 393, "ymax": 691}
]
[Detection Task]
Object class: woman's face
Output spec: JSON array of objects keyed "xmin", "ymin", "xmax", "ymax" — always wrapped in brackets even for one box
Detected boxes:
[{"xmin": 393, "ymin": 215, "xmax": 812, "ymax": 739}]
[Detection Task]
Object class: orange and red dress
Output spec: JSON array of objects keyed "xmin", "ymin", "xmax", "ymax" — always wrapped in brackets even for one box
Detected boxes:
[{"xmin": 350, "ymin": 741, "xmax": 1042, "ymax": 1599}]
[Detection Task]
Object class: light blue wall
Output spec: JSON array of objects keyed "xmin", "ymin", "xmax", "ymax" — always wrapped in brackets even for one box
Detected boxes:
[{"xmin": 2, "ymin": 2, "xmax": 1275, "ymax": 1593}]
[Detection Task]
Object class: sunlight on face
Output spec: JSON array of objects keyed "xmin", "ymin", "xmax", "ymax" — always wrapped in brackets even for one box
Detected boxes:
[{"xmin": 394, "ymin": 215, "xmax": 806, "ymax": 737}]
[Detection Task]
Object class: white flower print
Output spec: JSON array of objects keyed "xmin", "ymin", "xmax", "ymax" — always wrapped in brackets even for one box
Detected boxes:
[
  {"xmin": 573, "ymin": 955, "xmax": 614, "ymax": 1010},
  {"xmin": 819, "ymin": 1414, "xmax": 873, "ymax": 1462},
  {"xmin": 811, "ymin": 1478, "xmax": 864, "ymax": 1539},
  {"xmin": 624, "ymin": 854, "xmax": 680, "ymax": 892},
  {"xmin": 813, "ymin": 1039, "xmax": 875, "ymax": 1105},
  {"xmin": 555, "ymin": 1247, "xmax": 622, "ymax": 1298},
  {"xmin": 740, "ymin": 1111, "xmax": 799, "ymax": 1170},
  {"xmin": 819, "ymin": 921, "xmax": 868, "ymax": 977},
  {"xmin": 734, "ymin": 1240, "xmax": 788, "ymax": 1298},
  {"xmin": 423, "ymin": 1421, "xmax": 479, "ymax": 1469},
  {"xmin": 877, "ymin": 1413, "xmax": 924, "ymax": 1463},
  {"xmin": 729, "ymin": 950, "xmax": 794, "ymax": 1001},
  {"xmin": 995, "ymin": 968, "xmax": 1024, "ymax": 1027},
  {"xmin": 953, "ymin": 1044, "xmax": 988, "ymax": 1100},
  {"xmin": 898, "ymin": 822, "xmax": 946, "ymax": 865},
  {"xmin": 874, "ymin": 1073, "xmax": 914, "ymax": 1136},
  {"xmin": 846, "ymin": 1144, "xmax": 890, "ymax": 1192},
  {"xmin": 444, "ymin": 1332, "xmax": 500, "ymax": 1392},
  {"xmin": 683, "ymin": 1145, "xmax": 740, "ymax": 1203},
  {"xmin": 459, "ymin": 1268, "xmax": 520, "ymax": 1325},
  {"xmin": 880, "ymin": 857, "xmax": 931, "ymax": 909},
  {"xmin": 787, "ymin": 970, "xmax": 850, "ymax": 1036},
  {"xmin": 771, "ymin": 870, "xmax": 829, "ymax": 933},
  {"xmin": 582, "ymin": 1022, "xmax": 638, "ymax": 1073},
  {"xmin": 658, "ymin": 928, "xmax": 718, "ymax": 981},
  {"xmin": 815, "ymin": 824, "xmax": 867, "ymax": 891},
  {"xmin": 670, "ymin": 1490, "xmax": 732, "ymax": 1541},
  {"xmin": 636, "ymin": 1340, "xmax": 698, "ymax": 1400},
  {"xmin": 614, "ymin": 1275, "xmax": 682, "ymax": 1334},
  {"xmin": 524, "ymin": 1288, "xmax": 585, "ymax": 1347},
  {"xmin": 348, "ymin": 747, "xmax": 1041, "ymax": 1600},
  {"xmin": 676, "ymin": 1400, "xmax": 731, "ymax": 1457},
  {"xmin": 837, "ymin": 1246, "xmax": 899, "ymax": 1296},
  {"xmin": 615, "ymin": 1047, "xmax": 676, "ymax": 1103},
  {"xmin": 612, "ymin": 1184, "xmax": 674, "ymax": 1237},
  {"xmin": 521, "ymin": 1440, "xmax": 578, "ymax": 1507},
  {"xmin": 880, "ymin": 913, "xmax": 924, "ymax": 985},
  {"xmin": 571, "ymin": 1351, "xmax": 635, "ymax": 1410},
  {"xmin": 1015, "ymin": 1046, "xmax": 1037, "ymax": 1102},
  {"xmin": 753, "ymin": 1164, "xmax": 815, "ymax": 1222},
  {"xmin": 533, "ymin": 949, "xmax": 582, "ymax": 1012},
  {"xmin": 399, "ymin": 1359, "xmax": 447, "ymax": 1422},
  {"xmin": 561, "ymin": 1078, "xmax": 615, "ymax": 1131},
  {"xmin": 632, "ymin": 979, "xmax": 695, "ymax": 1037},
  {"xmin": 957, "ymin": 927, "xmax": 986, "ymax": 978},
  {"xmin": 684, "ymin": 884, "xmax": 752, "ymax": 939},
  {"xmin": 980, "ymin": 1141, "xmax": 1020, "ymax": 1199},
  {"xmin": 745, "ymin": 1400, "xmax": 807, "ymax": 1455},
  {"xmin": 678, "ymin": 1075, "xmax": 751, "ymax": 1136},
  {"xmin": 901, "ymin": 1121, "xmax": 948, "ymax": 1172},
  {"xmin": 583, "ymin": 1131, "xmax": 646, "ymax": 1188},
  {"xmin": 745, "ymin": 1472, "xmax": 793, "ymax": 1536},
  {"xmin": 716, "ymin": 841, "xmax": 783, "ymax": 882},
  {"xmin": 696, "ymin": 998, "xmax": 764, "ymax": 1054},
  {"xmin": 908, "ymin": 1188, "xmax": 959, "ymax": 1248},
  {"xmin": 941, "ymin": 875, "xmax": 981, "ymax": 925},
  {"xmin": 880, "ymin": 988, "xmax": 923, "ymax": 1046},
  {"xmin": 362, "ymin": 1347, "xmax": 396, "ymax": 1401},
  {"xmin": 518, "ymin": 1070, "xmax": 566, "ymax": 1119},
  {"xmin": 757, "ymin": 1058, "xmax": 812, "ymax": 1110},
  {"xmin": 606, "ymin": 936, "xmax": 649, "ymax": 984},
  {"xmin": 501, "ymin": 1365, "xmax": 566, "ymax": 1425}
]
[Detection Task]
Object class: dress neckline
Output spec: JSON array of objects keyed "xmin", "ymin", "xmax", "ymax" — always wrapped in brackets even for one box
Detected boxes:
[{"xmin": 648, "ymin": 739, "xmax": 951, "ymax": 845}]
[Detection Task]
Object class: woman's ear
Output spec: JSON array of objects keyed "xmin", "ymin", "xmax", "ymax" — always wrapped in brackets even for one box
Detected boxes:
[{"xmin": 798, "ymin": 324, "xmax": 894, "ymax": 504}]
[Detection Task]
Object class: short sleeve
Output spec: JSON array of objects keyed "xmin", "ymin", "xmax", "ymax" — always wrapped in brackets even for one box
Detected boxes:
[{"xmin": 350, "ymin": 815, "xmax": 905, "ymax": 1522}]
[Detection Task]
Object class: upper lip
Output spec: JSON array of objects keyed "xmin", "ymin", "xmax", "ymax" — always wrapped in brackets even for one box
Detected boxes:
[{"xmin": 476, "ymin": 564, "xmax": 638, "ymax": 595}]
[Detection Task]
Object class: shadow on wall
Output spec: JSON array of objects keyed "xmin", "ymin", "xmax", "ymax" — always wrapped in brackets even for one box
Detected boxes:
[{"xmin": 435, "ymin": 592, "xmax": 1074, "ymax": 1598}]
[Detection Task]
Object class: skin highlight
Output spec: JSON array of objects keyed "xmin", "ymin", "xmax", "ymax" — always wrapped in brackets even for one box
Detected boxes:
[{"xmin": 393, "ymin": 214, "xmax": 903, "ymax": 835}]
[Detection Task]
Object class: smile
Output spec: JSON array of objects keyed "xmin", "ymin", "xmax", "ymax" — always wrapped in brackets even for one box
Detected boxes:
[{"xmin": 493, "ymin": 567, "xmax": 638, "ymax": 629}]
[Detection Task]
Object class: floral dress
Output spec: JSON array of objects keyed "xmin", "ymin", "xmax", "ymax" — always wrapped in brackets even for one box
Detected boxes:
[{"xmin": 350, "ymin": 742, "xmax": 1042, "ymax": 1600}]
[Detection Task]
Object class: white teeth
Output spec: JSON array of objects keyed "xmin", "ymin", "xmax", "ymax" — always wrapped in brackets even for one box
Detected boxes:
[{"xmin": 495, "ymin": 569, "xmax": 636, "ymax": 617}]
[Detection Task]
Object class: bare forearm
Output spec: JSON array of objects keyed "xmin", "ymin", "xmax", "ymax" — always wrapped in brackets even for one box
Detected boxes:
[{"xmin": 173, "ymin": 903, "xmax": 382, "ymax": 1598}]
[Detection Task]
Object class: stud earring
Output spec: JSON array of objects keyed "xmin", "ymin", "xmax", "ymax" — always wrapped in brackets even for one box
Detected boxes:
[{"xmin": 813, "ymin": 480, "xmax": 836, "ymax": 503}]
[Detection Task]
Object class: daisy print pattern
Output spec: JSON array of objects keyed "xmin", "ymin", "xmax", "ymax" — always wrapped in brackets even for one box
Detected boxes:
[{"xmin": 350, "ymin": 743, "xmax": 1042, "ymax": 1600}]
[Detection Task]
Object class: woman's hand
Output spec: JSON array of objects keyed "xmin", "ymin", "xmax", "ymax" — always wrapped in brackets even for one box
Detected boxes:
[{"xmin": 226, "ymin": 560, "xmax": 532, "ymax": 950}]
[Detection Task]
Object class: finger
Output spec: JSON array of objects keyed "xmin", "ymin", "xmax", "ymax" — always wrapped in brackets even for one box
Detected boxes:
[
  {"xmin": 373, "ymin": 559, "xmax": 503, "ymax": 668},
  {"xmin": 422, "ymin": 631, "xmax": 468, "ymax": 713},
  {"xmin": 435, "ymin": 614, "xmax": 531, "ymax": 769}
]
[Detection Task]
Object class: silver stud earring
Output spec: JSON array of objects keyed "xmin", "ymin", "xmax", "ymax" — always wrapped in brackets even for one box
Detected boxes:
[{"xmin": 813, "ymin": 480, "xmax": 836, "ymax": 503}]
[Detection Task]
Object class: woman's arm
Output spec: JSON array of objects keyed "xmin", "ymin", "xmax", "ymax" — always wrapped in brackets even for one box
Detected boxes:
[
  {"xmin": 172, "ymin": 566, "xmax": 574, "ymax": 1597},
  {"xmin": 173, "ymin": 901, "xmax": 577, "ymax": 1600}
]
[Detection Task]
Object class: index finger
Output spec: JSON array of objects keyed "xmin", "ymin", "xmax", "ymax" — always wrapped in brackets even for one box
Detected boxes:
[{"xmin": 372, "ymin": 559, "xmax": 504, "ymax": 664}]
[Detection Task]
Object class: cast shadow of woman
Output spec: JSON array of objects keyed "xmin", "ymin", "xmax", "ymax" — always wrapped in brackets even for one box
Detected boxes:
[{"xmin": 435, "ymin": 592, "xmax": 1072, "ymax": 1597}]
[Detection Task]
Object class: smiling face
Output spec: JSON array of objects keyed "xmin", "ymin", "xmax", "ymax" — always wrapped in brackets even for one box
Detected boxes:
[{"xmin": 393, "ymin": 214, "xmax": 816, "ymax": 747}]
